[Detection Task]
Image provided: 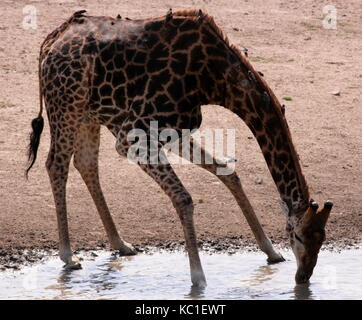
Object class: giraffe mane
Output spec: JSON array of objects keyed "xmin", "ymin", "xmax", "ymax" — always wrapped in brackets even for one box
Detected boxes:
[{"xmin": 173, "ymin": 10, "xmax": 248, "ymax": 64}]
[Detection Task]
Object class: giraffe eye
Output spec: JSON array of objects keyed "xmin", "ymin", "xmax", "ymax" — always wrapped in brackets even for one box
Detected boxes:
[{"xmin": 239, "ymin": 79, "xmax": 249, "ymax": 87}]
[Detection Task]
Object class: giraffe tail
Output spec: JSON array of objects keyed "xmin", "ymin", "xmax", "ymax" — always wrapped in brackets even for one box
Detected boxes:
[
  {"xmin": 25, "ymin": 50, "xmax": 45, "ymax": 179},
  {"xmin": 25, "ymin": 116, "xmax": 44, "ymax": 179}
]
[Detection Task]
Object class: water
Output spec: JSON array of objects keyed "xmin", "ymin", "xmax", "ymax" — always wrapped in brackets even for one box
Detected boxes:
[{"xmin": 0, "ymin": 248, "xmax": 361, "ymax": 300}]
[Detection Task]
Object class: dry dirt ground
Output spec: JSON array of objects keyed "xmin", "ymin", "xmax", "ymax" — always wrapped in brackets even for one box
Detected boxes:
[{"xmin": 0, "ymin": 0, "xmax": 361, "ymax": 267}]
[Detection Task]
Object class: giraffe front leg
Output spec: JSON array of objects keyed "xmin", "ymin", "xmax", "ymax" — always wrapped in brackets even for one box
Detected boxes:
[
  {"xmin": 219, "ymin": 172, "xmax": 285, "ymax": 263},
  {"xmin": 184, "ymin": 139, "xmax": 285, "ymax": 263},
  {"xmin": 139, "ymin": 162, "xmax": 207, "ymax": 288},
  {"xmin": 116, "ymin": 129, "xmax": 206, "ymax": 287}
]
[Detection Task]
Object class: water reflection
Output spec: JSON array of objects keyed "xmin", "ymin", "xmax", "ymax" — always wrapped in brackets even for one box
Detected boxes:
[
  {"xmin": 187, "ymin": 284, "xmax": 206, "ymax": 299},
  {"xmin": 54, "ymin": 255, "xmax": 133, "ymax": 298},
  {"xmin": 58, "ymin": 268, "xmax": 74, "ymax": 287},
  {"xmin": 248, "ymin": 265, "xmax": 279, "ymax": 286},
  {"xmin": 293, "ymin": 283, "xmax": 314, "ymax": 300},
  {"xmin": 51, "ymin": 268, "xmax": 80, "ymax": 299},
  {"xmin": 1, "ymin": 249, "xmax": 360, "ymax": 299},
  {"xmin": 239, "ymin": 264, "xmax": 279, "ymax": 288}
]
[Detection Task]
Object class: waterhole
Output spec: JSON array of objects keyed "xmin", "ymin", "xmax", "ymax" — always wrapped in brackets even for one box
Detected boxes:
[{"xmin": 0, "ymin": 248, "xmax": 361, "ymax": 300}]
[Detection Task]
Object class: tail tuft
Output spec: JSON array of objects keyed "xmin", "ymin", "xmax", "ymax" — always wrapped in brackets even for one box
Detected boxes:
[{"xmin": 25, "ymin": 116, "xmax": 44, "ymax": 179}]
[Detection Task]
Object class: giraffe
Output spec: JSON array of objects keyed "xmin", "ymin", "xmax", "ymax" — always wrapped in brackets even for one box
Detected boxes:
[{"xmin": 26, "ymin": 9, "xmax": 333, "ymax": 287}]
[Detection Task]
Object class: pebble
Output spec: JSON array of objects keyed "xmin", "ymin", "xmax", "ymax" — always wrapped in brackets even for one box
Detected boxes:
[
  {"xmin": 331, "ymin": 90, "xmax": 341, "ymax": 96},
  {"xmin": 255, "ymin": 178, "xmax": 263, "ymax": 185}
]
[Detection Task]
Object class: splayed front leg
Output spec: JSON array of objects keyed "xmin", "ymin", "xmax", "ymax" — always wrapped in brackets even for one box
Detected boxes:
[
  {"xmin": 179, "ymin": 203, "xmax": 207, "ymax": 288},
  {"xmin": 138, "ymin": 161, "xmax": 207, "ymax": 288},
  {"xmin": 180, "ymin": 139, "xmax": 285, "ymax": 264},
  {"xmin": 220, "ymin": 174, "xmax": 285, "ymax": 263},
  {"xmin": 114, "ymin": 119, "xmax": 207, "ymax": 287}
]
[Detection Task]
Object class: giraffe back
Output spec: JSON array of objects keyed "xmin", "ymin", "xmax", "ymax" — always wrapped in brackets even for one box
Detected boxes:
[{"xmin": 40, "ymin": 10, "xmax": 232, "ymax": 134}]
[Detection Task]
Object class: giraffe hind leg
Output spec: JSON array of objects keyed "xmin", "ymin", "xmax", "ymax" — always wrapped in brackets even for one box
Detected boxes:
[
  {"xmin": 73, "ymin": 123, "xmax": 136, "ymax": 255},
  {"xmin": 46, "ymin": 120, "xmax": 81, "ymax": 269},
  {"xmin": 43, "ymin": 53, "xmax": 97, "ymax": 268}
]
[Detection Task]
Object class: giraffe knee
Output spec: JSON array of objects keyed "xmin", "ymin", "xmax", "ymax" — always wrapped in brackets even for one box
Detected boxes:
[
  {"xmin": 179, "ymin": 194, "xmax": 193, "ymax": 208},
  {"xmin": 175, "ymin": 193, "xmax": 194, "ymax": 220},
  {"xmin": 45, "ymin": 150, "xmax": 71, "ymax": 180},
  {"xmin": 73, "ymin": 156, "xmax": 98, "ymax": 184},
  {"xmin": 73, "ymin": 155, "xmax": 89, "ymax": 173},
  {"xmin": 73, "ymin": 158, "xmax": 88, "ymax": 177}
]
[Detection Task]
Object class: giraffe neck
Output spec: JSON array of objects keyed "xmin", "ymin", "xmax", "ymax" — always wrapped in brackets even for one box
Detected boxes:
[
  {"xmin": 225, "ymin": 66, "xmax": 310, "ymax": 214},
  {"xmin": 194, "ymin": 14, "xmax": 310, "ymax": 214}
]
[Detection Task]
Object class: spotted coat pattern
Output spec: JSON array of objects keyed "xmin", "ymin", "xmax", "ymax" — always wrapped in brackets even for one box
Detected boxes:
[{"xmin": 28, "ymin": 10, "xmax": 333, "ymax": 286}]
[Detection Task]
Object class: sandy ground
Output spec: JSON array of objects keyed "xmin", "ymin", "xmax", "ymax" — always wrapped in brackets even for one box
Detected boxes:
[{"xmin": 0, "ymin": 0, "xmax": 361, "ymax": 267}]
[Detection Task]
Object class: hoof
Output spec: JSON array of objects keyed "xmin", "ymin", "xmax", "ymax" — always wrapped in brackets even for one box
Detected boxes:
[
  {"xmin": 267, "ymin": 254, "xmax": 286, "ymax": 264},
  {"xmin": 63, "ymin": 256, "xmax": 82, "ymax": 270},
  {"xmin": 118, "ymin": 241, "xmax": 137, "ymax": 256},
  {"xmin": 64, "ymin": 262, "xmax": 82, "ymax": 270},
  {"xmin": 191, "ymin": 271, "xmax": 207, "ymax": 288}
]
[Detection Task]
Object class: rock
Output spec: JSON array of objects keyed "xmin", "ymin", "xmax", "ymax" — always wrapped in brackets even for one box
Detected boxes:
[
  {"xmin": 255, "ymin": 178, "xmax": 263, "ymax": 185},
  {"xmin": 222, "ymin": 157, "xmax": 237, "ymax": 163},
  {"xmin": 331, "ymin": 90, "xmax": 340, "ymax": 96},
  {"xmin": 4, "ymin": 264, "xmax": 19, "ymax": 270},
  {"xmin": 10, "ymin": 255, "xmax": 19, "ymax": 262}
]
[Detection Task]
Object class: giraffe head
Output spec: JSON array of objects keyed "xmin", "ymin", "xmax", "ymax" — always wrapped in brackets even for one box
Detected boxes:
[{"xmin": 287, "ymin": 200, "xmax": 333, "ymax": 284}]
